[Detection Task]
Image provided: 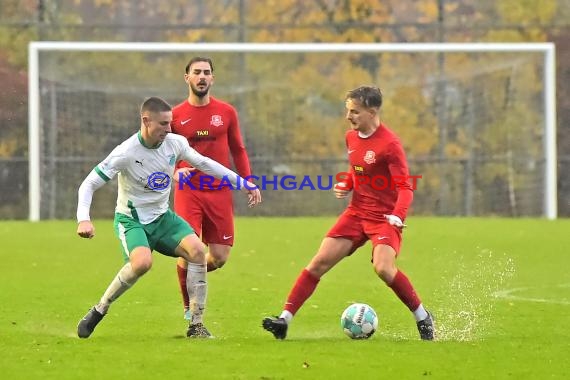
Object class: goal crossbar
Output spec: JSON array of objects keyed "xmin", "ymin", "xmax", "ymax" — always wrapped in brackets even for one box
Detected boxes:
[{"xmin": 28, "ymin": 42, "xmax": 557, "ymax": 220}]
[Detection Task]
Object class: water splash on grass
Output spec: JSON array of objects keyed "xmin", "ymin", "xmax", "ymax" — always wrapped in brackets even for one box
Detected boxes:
[{"xmin": 432, "ymin": 248, "xmax": 515, "ymax": 341}]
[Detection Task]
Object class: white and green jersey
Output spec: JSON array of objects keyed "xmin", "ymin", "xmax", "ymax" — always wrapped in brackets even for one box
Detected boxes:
[{"xmin": 81, "ymin": 131, "xmax": 241, "ymax": 224}]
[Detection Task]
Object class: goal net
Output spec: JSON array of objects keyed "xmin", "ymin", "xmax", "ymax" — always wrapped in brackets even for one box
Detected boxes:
[{"xmin": 28, "ymin": 42, "xmax": 557, "ymax": 220}]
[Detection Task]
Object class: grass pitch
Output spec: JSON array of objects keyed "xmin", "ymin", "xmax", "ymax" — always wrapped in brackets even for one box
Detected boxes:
[{"xmin": 0, "ymin": 217, "xmax": 569, "ymax": 379}]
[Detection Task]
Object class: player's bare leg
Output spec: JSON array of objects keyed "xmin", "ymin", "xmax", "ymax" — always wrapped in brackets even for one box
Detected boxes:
[
  {"xmin": 77, "ymin": 247, "xmax": 151, "ymax": 338},
  {"xmin": 373, "ymin": 244, "xmax": 435, "ymax": 340},
  {"xmin": 206, "ymin": 243, "xmax": 231, "ymax": 271}
]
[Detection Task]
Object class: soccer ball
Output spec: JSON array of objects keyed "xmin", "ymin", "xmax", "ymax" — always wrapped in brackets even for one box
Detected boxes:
[{"xmin": 340, "ymin": 303, "xmax": 379, "ymax": 339}]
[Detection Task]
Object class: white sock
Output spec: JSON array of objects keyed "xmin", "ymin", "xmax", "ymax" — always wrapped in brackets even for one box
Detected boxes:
[
  {"xmin": 413, "ymin": 304, "xmax": 429, "ymax": 322},
  {"xmin": 279, "ymin": 310, "xmax": 293, "ymax": 324},
  {"xmin": 95, "ymin": 262, "xmax": 139, "ymax": 314},
  {"xmin": 187, "ymin": 262, "xmax": 207, "ymax": 324}
]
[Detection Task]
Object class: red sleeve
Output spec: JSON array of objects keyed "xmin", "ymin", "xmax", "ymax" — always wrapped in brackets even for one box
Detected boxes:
[
  {"xmin": 387, "ymin": 140, "xmax": 414, "ymax": 220},
  {"xmin": 171, "ymin": 105, "xmax": 192, "ymax": 170},
  {"xmin": 227, "ymin": 107, "xmax": 252, "ymax": 178},
  {"xmin": 341, "ymin": 135, "xmax": 354, "ymax": 188}
]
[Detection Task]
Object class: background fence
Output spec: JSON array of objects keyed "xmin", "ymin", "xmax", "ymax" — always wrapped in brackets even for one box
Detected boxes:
[{"xmin": 0, "ymin": 0, "xmax": 568, "ymax": 219}]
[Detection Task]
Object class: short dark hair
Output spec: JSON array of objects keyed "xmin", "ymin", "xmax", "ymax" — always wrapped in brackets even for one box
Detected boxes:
[
  {"xmin": 185, "ymin": 56, "xmax": 214, "ymax": 74},
  {"xmin": 140, "ymin": 97, "xmax": 172, "ymax": 114},
  {"xmin": 346, "ymin": 86, "xmax": 383, "ymax": 109}
]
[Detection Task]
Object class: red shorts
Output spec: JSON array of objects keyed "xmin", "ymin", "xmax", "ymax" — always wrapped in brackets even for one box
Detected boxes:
[
  {"xmin": 174, "ymin": 188, "xmax": 234, "ymax": 246},
  {"xmin": 326, "ymin": 209, "xmax": 402, "ymax": 256}
]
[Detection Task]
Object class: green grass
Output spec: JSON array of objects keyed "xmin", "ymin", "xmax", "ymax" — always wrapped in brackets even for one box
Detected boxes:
[{"xmin": 1, "ymin": 217, "xmax": 569, "ymax": 379}]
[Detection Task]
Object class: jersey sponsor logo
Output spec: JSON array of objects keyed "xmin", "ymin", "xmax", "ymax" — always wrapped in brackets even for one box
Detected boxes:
[
  {"xmin": 196, "ymin": 130, "xmax": 209, "ymax": 136},
  {"xmin": 135, "ymin": 159, "xmax": 144, "ymax": 166},
  {"xmin": 181, "ymin": 118, "xmax": 192, "ymax": 125},
  {"xmin": 210, "ymin": 115, "xmax": 224, "ymax": 127},
  {"xmin": 146, "ymin": 171, "xmax": 171, "ymax": 191},
  {"xmin": 353, "ymin": 165, "xmax": 364, "ymax": 174},
  {"xmin": 347, "ymin": 149, "xmax": 356, "ymax": 154},
  {"xmin": 223, "ymin": 235, "xmax": 233, "ymax": 240},
  {"xmin": 363, "ymin": 150, "xmax": 376, "ymax": 164},
  {"xmin": 377, "ymin": 236, "xmax": 388, "ymax": 240},
  {"xmin": 169, "ymin": 154, "xmax": 176, "ymax": 166}
]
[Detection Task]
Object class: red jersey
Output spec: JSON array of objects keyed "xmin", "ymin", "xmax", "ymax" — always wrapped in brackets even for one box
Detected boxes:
[
  {"xmin": 345, "ymin": 123, "xmax": 414, "ymax": 221},
  {"xmin": 171, "ymin": 97, "xmax": 252, "ymax": 190}
]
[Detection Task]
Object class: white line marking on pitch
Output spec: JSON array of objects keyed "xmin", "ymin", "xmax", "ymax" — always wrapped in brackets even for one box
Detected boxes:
[{"xmin": 492, "ymin": 283, "xmax": 570, "ymax": 305}]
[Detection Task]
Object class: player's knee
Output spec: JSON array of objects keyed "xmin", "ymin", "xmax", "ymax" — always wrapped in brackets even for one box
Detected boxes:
[
  {"xmin": 132, "ymin": 258, "xmax": 152, "ymax": 276},
  {"xmin": 207, "ymin": 258, "xmax": 226, "ymax": 272},
  {"xmin": 195, "ymin": 244, "xmax": 207, "ymax": 257},
  {"xmin": 129, "ymin": 248, "xmax": 153, "ymax": 275},
  {"xmin": 186, "ymin": 244, "xmax": 207, "ymax": 263},
  {"xmin": 373, "ymin": 262, "xmax": 395, "ymax": 283}
]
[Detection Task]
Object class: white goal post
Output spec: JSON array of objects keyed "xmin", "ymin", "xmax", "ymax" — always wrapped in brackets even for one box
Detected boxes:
[{"xmin": 28, "ymin": 42, "xmax": 557, "ymax": 220}]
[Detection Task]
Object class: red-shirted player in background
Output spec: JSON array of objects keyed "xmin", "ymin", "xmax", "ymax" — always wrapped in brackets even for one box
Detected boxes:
[
  {"xmin": 262, "ymin": 85, "xmax": 434, "ymax": 340},
  {"xmin": 172, "ymin": 57, "xmax": 260, "ymax": 337}
]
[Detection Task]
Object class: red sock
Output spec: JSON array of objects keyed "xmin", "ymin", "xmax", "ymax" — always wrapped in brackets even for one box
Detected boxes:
[
  {"xmin": 283, "ymin": 269, "xmax": 320, "ymax": 315},
  {"xmin": 388, "ymin": 270, "xmax": 421, "ymax": 311},
  {"xmin": 176, "ymin": 264, "xmax": 190, "ymax": 309}
]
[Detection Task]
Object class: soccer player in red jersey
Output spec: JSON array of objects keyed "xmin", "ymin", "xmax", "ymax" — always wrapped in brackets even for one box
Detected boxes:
[
  {"xmin": 262, "ymin": 85, "xmax": 435, "ymax": 340},
  {"xmin": 171, "ymin": 57, "xmax": 259, "ymax": 337}
]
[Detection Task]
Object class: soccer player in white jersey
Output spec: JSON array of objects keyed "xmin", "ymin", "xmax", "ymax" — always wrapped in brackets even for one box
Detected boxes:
[{"xmin": 75, "ymin": 97, "xmax": 261, "ymax": 339}]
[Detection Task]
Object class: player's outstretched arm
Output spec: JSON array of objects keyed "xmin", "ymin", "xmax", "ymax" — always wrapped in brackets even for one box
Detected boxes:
[{"xmin": 76, "ymin": 170, "xmax": 107, "ymax": 239}]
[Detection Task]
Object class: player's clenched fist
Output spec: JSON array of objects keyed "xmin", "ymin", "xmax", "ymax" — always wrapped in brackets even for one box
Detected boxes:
[
  {"xmin": 173, "ymin": 166, "xmax": 196, "ymax": 183},
  {"xmin": 334, "ymin": 182, "xmax": 353, "ymax": 199},
  {"xmin": 77, "ymin": 220, "xmax": 95, "ymax": 239},
  {"xmin": 383, "ymin": 214, "xmax": 406, "ymax": 228}
]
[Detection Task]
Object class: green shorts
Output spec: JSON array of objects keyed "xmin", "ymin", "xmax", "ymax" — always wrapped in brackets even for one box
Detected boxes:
[{"xmin": 113, "ymin": 209, "xmax": 195, "ymax": 262}]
